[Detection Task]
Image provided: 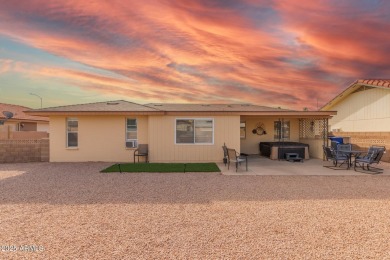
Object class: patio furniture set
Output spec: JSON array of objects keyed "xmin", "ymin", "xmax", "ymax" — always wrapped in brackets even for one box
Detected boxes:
[
  {"xmin": 132, "ymin": 142, "xmax": 386, "ymax": 174},
  {"xmin": 323, "ymin": 142, "xmax": 386, "ymax": 173}
]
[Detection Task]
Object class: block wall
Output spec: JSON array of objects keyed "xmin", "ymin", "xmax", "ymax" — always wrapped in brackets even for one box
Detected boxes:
[
  {"xmin": 331, "ymin": 132, "xmax": 390, "ymax": 162},
  {"xmin": 0, "ymin": 138, "xmax": 49, "ymax": 163}
]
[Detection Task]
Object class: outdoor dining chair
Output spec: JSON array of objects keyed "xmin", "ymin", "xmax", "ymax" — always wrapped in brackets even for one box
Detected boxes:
[
  {"xmin": 337, "ymin": 143, "xmax": 352, "ymax": 152},
  {"xmin": 354, "ymin": 146, "xmax": 386, "ymax": 173},
  {"xmin": 331, "ymin": 141, "xmax": 339, "ymax": 150},
  {"xmin": 227, "ymin": 148, "xmax": 248, "ymax": 172},
  {"xmin": 323, "ymin": 145, "xmax": 334, "ymax": 161},
  {"xmin": 222, "ymin": 143, "xmax": 228, "ymax": 166},
  {"xmin": 323, "ymin": 145, "xmax": 350, "ymax": 169},
  {"xmin": 133, "ymin": 144, "xmax": 149, "ymax": 163}
]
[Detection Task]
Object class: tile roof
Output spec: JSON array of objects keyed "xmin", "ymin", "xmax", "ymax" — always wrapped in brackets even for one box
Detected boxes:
[
  {"xmin": 357, "ymin": 79, "xmax": 390, "ymax": 88},
  {"xmin": 0, "ymin": 103, "xmax": 48, "ymax": 122}
]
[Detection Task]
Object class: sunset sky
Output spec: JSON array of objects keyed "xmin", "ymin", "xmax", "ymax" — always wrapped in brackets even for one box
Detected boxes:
[{"xmin": 0, "ymin": 0, "xmax": 389, "ymax": 110}]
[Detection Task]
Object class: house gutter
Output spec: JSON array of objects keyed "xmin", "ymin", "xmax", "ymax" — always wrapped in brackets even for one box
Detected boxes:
[{"xmin": 25, "ymin": 110, "xmax": 336, "ymax": 118}]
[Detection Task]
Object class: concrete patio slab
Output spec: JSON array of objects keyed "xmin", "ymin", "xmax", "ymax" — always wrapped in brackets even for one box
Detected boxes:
[{"xmin": 219, "ymin": 155, "xmax": 390, "ymax": 176}]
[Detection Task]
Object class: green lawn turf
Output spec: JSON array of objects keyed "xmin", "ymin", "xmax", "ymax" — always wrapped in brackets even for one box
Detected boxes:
[{"xmin": 101, "ymin": 163, "xmax": 221, "ymax": 173}]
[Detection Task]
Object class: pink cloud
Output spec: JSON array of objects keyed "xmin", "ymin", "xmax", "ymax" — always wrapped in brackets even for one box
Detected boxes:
[
  {"xmin": 278, "ymin": 1, "xmax": 390, "ymax": 70},
  {"xmin": 0, "ymin": 59, "xmax": 13, "ymax": 74}
]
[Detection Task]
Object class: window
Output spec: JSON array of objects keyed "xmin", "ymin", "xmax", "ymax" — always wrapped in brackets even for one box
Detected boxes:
[
  {"xmin": 66, "ymin": 118, "xmax": 78, "ymax": 147},
  {"xmin": 274, "ymin": 120, "xmax": 290, "ymax": 140},
  {"xmin": 126, "ymin": 119, "xmax": 138, "ymax": 148},
  {"xmin": 240, "ymin": 122, "xmax": 246, "ymax": 139},
  {"xmin": 176, "ymin": 119, "xmax": 213, "ymax": 144}
]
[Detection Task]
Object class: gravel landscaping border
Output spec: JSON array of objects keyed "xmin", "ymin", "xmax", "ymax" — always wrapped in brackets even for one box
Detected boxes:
[{"xmin": 1, "ymin": 162, "xmax": 390, "ymax": 259}]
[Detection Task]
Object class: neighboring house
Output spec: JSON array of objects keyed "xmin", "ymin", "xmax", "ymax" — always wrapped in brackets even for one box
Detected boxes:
[
  {"xmin": 0, "ymin": 103, "xmax": 49, "ymax": 139},
  {"xmin": 322, "ymin": 79, "xmax": 390, "ymax": 132},
  {"xmin": 321, "ymin": 79, "xmax": 390, "ymax": 161},
  {"xmin": 26, "ymin": 100, "xmax": 335, "ymax": 162}
]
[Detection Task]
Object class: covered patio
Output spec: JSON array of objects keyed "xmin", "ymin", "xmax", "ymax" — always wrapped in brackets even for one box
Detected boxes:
[
  {"xmin": 240, "ymin": 114, "xmax": 332, "ymax": 160},
  {"xmin": 218, "ymin": 155, "xmax": 390, "ymax": 176}
]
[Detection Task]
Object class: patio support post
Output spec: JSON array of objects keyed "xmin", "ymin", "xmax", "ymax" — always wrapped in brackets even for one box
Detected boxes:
[
  {"xmin": 323, "ymin": 118, "xmax": 328, "ymax": 160},
  {"xmin": 278, "ymin": 118, "xmax": 285, "ymax": 161},
  {"xmin": 277, "ymin": 118, "xmax": 282, "ymax": 160}
]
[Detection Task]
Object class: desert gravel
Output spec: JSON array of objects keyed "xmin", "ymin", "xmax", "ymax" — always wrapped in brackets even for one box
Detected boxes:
[{"xmin": 1, "ymin": 162, "xmax": 390, "ymax": 259}]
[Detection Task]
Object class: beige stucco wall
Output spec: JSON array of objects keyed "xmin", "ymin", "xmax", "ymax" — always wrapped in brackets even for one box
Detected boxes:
[
  {"xmin": 0, "ymin": 121, "xmax": 42, "ymax": 131},
  {"xmin": 240, "ymin": 117, "xmax": 300, "ymax": 154},
  {"xmin": 148, "ymin": 115, "xmax": 240, "ymax": 162},
  {"xmin": 49, "ymin": 115, "xmax": 148, "ymax": 162},
  {"xmin": 0, "ymin": 125, "xmax": 10, "ymax": 139},
  {"xmin": 0, "ymin": 122, "xmax": 48, "ymax": 140},
  {"xmin": 299, "ymin": 138, "xmax": 324, "ymax": 159},
  {"xmin": 37, "ymin": 122, "xmax": 49, "ymax": 132},
  {"xmin": 50, "ymin": 115, "xmax": 239, "ymax": 163},
  {"xmin": 328, "ymin": 88, "xmax": 390, "ymax": 132},
  {"xmin": 0, "ymin": 122, "xmax": 17, "ymax": 132}
]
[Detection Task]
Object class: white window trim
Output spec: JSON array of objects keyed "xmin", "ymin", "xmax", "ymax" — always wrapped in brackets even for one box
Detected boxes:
[
  {"xmin": 126, "ymin": 118, "xmax": 138, "ymax": 148},
  {"xmin": 66, "ymin": 118, "xmax": 78, "ymax": 148},
  {"xmin": 175, "ymin": 118, "xmax": 214, "ymax": 145}
]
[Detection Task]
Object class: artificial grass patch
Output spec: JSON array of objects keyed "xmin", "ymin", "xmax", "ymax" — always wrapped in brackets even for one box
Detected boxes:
[{"xmin": 101, "ymin": 163, "xmax": 220, "ymax": 173}]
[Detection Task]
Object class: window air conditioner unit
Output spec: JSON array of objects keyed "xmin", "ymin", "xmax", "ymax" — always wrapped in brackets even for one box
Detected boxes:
[{"xmin": 126, "ymin": 141, "xmax": 136, "ymax": 148}]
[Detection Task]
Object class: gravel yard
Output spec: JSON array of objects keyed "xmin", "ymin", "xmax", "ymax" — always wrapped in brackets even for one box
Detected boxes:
[{"xmin": 1, "ymin": 162, "xmax": 390, "ymax": 259}]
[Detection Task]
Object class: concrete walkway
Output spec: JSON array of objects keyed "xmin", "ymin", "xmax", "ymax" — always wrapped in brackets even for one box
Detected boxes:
[{"xmin": 219, "ymin": 155, "xmax": 390, "ymax": 176}]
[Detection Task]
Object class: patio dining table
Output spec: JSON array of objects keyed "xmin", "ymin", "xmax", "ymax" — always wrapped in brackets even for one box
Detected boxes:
[{"xmin": 339, "ymin": 150, "xmax": 365, "ymax": 168}]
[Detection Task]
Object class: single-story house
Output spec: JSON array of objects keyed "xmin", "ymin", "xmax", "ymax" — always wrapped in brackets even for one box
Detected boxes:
[
  {"xmin": 321, "ymin": 79, "xmax": 390, "ymax": 161},
  {"xmin": 26, "ymin": 101, "xmax": 335, "ymax": 162},
  {"xmin": 0, "ymin": 103, "xmax": 49, "ymax": 139}
]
